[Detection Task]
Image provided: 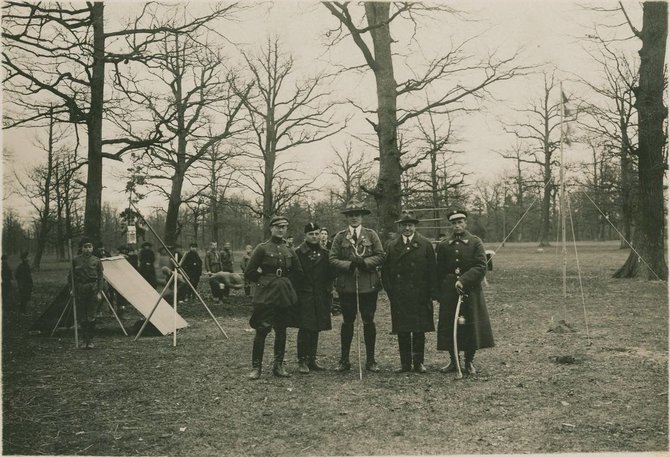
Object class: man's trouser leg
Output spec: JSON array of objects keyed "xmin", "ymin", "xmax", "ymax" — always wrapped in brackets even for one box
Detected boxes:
[
  {"xmin": 273, "ymin": 325, "xmax": 290, "ymax": 377},
  {"xmin": 359, "ymin": 292, "xmax": 378, "ymax": 366},
  {"xmin": 338, "ymin": 294, "xmax": 357, "ymax": 367},
  {"xmin": 412, "ymin": 332, "xmax": 426, "ymax": 366},
  {"xmin": 249, "ymin": 326, "xmax": 270, "ymax": 379},
  {"xmin": 397, "ymin": 332, "xmax": 412, "ymax": 370}
]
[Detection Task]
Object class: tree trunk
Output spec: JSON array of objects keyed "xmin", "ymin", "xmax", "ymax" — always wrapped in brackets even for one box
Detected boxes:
[
  {"xmin": 539, "ymin": 152, "xmax": 553, "ymax": 246},
  {"xmin": 33, "ymin": 108, "xmax": 55, "ymax": 270},
  {"xmin": 614, "ymin": 1, "xmax": 668, "ymax": 279},
  {"xmin": 365, "ymin": 2, "xmax": 402, "ymax": 237},
  {"xmin": 83, "ymin": 2, "xmax": 105, "ymax": 242},
  {"xmin": 164, "ymin": 170, "xmax": 185, "ymax": 246}
]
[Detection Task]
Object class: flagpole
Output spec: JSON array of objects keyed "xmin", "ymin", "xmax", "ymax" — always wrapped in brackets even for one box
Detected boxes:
[{"xmin": 560, "ymin": 82, "xmax": 568, "ymax": 312}]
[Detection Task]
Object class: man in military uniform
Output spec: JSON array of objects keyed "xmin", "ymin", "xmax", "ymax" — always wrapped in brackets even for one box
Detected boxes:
[
  {"xmin": 294, "ymin": 222, "xmax": 333, "ymax": 374},
  {"xmin": 436, "ymin": 210, "xmax": 494, "ymax": 376},
  {"xmin": 69, "ymin": 237, "xmax": 104, "ymax": 349},
  {"xmin": 382, "ymin": 212, "xmax": 437, "ymax": 373},
  {"xmin": 139, "ymin": 241, "xmax": 157, "ymax": 288},
  {"xmin": 182, "ymin": 242, "xmax": 203, "ymax": 300},
  {"xmin": 329, "ymin": 198, "xmax": 385, "ymax": 372},
  {"xmin": 244, "ymin": 216, "xmax": 303, "ymax": 380}
]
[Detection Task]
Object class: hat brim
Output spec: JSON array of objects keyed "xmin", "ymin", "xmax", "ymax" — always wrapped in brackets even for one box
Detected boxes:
[{"xmin": 341, "ymin": 209, "xmax": 371, "ymax": 216}]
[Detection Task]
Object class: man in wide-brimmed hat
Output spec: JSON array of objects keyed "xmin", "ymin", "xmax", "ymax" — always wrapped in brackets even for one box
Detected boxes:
[
  {"xmin": 382, "ymin": 211, "xmax": 437, "ymax": 373},
  {"xmin": 436, "ymin": 210, "xmax": 495, "ymax": 376},
  {"xmin": 329, "ymin": 197, "xmax": 385, "ymax": 373},
  {"xmin": 69, "ymin": 237, "xmax": 104, "ymax": 348}
]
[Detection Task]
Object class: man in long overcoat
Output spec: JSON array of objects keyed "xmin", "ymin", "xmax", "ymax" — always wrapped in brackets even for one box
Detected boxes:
[
  {"xmin": 294, "ymin": 222, "xmax": 333, "ymax": 374},
  {"xmin": 382, "ymin": 212, "xmax": 437, "ymax": 373},
  {"xmin": 329, "ymin": 198, "xmax": 385, "ymax": 372},
  {"xmin": 244, "ymin": 216, "xmax": 303, "ymax": 380},
  {"xmin": 138, "ymin": 242, "xmax": 157, "ymax": 288},
  {"xmin": 436, "ymin": 210, "xmax": 494, "ymax": 376}
]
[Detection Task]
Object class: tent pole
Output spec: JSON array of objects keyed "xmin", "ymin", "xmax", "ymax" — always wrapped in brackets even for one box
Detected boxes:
[
  {"xmin": 134, "ymin": 274, "xmax": 175, "ymax": 341},
  {"xmin": 51, "ymin": 296, "xmax": 72, "ymax": 337},
  {"xmin": 173, "ymin": 267, "xmax": 178, "ymax": 347},
  {"xmin": 130, "ymin": 201, "xmax": 229, "ymax": 339},
  {"xmin": 68, "ymin": 239, "xmax": 80, "ymax": 348},
  {"xmin": 102, "ymin": 290, "xmax": 128, "ymax": 336}
]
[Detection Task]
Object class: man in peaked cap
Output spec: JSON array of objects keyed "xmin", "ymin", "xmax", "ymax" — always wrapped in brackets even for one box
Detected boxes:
[
  {"xmin": 244, "ymin": 215, "xmax": 303, "ymax": 380},
  {"xmin": 435, "ymin": 210, "xmax": 495, "ymax": 376},
  {"xmin": 293, "ymin": 222, "xmax": 334, "ymax": 374},
  {"xmin": 382, "ymin": 212, "xmax": 437, "ymax": 373},
  {"xmin": 329, "ymin": 197, "xmax": 385, "ymax": 373}
]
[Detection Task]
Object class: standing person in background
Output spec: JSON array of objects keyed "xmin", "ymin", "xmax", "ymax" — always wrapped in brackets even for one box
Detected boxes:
[
  {"xmin": 436, "ymin": 210, "xmax": 494, "ymax": 376},
  {"xmin": 319, "ymin": 228, "xmax": 332, "ymax": 250},
  {"xmin": 285, "ymin": 236, "xmax": 294, "ymax": 249},
  {"xmin": 139, "ymin": 242, "xmax": 157, "ymax": 288},
  {"xmin": 382, "ymin": 212, "xmax": 437, "ymax": 373},
  {"xmin": 16, "ymin": 252, "xmax": 33, "ymax": 315},
  {"xmin": 205, "ymin": 241, "xmax": 224, "ymax": 304},
  {"xmin": 245, "ymin": 216, "xmax": 303, "ymax": 380},
  {"xmin": 329, "ymin": 198, "xmax": 385, "ymax": 373},
  {"xmin": 182, "ymin": 242, "xmax": 203, "ymax": 300},
  {"xmin": 126, "ymin": 244, "xmax": 140, "ymax": 271},
  {"xmin": 294, "ymin": 222, "xmax": 333, "ymax": 374},
  {"xmin": 220, "ymin": 241, "xmax": 234, "ymax": 297},
  {"xmin": 69, "ymin": 237, "xmax": 104, "ymax": 349},
  {"xmin": 241, "ymin": 244, "xmax": 254, "ymax": 297}
]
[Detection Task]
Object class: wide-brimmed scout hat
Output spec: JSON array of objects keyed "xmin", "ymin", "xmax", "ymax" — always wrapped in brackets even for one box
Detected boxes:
[
  {"xmin": 395, "ymin": 211, "xmax": 420, "ymax": 225},
  {"xmin": 341, "ymin": 197, "xmax": 371, "ymax": 216},
  {"xmin": 447, "ymin": 210, "xmax": 468, "ymax": 222}
]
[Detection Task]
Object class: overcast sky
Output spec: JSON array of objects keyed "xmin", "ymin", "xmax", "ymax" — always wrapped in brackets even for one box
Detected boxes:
[{"xmin": 2, "ymin": 0, "xmax": 643, "ymax": 224}]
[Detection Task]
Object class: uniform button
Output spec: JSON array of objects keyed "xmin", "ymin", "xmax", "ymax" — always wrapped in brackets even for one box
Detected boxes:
[{"xmin": 456, "ymin": 259, "xmax": 460, "ymax": 262}]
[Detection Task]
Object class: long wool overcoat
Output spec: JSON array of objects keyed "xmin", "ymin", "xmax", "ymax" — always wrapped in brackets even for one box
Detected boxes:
[
  {"xmin": 436, "ymin": 231, "xmax": 495, "ymax": 352},
  {"xmin": 329, "ymin": 227, "xmax": 385, "ymax": 294},
  {"xmin": 244, "ymin": 238, "xmax": 302, "ymax": 329},
  {"xmin": 294, "ymin": 242, "xmax": 334, "ymax": 332},
  {"xmin": 382, "ymin": 232, "xmax": 437, "ymax": 334}
]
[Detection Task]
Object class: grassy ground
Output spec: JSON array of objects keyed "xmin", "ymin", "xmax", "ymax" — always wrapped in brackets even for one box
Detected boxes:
[{"xmin": 2, "ymin": 242, "xmax": 668, "ymax": 456}]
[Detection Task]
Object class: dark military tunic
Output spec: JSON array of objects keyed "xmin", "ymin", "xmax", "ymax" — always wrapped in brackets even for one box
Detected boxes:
[
  {"xmin": 244, "ymin": 237, "xmax": 302, "ymax": 329},
  {"xmin": 436, "ymin": 231, "xmax": 494, "ymax": 351},
  {"xmin": 294, "ymin": 241, "xmax": 333, "ymax": 332},
  {"xmin": 382, "ymin": 232, "xmax": 436, "ymax": 334},
  {"xmin": 70, "ymin": 253, "xmax": 104, "ymax": 322}
]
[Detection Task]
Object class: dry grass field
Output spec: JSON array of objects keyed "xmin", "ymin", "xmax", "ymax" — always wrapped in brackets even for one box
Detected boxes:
[{"xmin": 2, "ymin": 241, "xmax": 668, "ymax": 455}]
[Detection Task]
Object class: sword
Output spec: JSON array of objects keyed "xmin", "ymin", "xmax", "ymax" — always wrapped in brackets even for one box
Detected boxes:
[{"xmin": 453, "ymin": 293, "xmax": 465, "ymax": 380}]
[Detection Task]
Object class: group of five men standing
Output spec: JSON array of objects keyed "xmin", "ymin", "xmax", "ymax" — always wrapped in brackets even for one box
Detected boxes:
[{"xmin": 243, "ymin": 198, "xmax": 495, "ymax": 379}]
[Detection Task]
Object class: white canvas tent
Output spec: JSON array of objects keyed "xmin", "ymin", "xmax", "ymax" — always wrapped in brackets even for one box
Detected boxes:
[{"xmin": 102, "ymin": 256, "xmax": 188, "ymax": 335}]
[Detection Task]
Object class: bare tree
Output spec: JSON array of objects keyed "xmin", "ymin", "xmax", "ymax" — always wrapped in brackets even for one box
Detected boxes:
[
  {"xmin": 613, "ymin": 1, "xmax": 668, "ymax": 279},
  {"xmin": 3, "ymin": 2, "xmax": 239, "ymax": 241},
  {"xmin": 323, "ymin": 2, "xmax": 527, "ymax": 235},
  {"xmin": 327, "ymin": 141, "xmax": 370, "ymax": 204},
  {"xmin": 112, "ymin": 28, "xmax": 250, "ymax": 246},
  {"xmin": 502, "ymin": 72, "xmax": 564, "ymax": 246},
  {"xmin": 235, "ymin": 37, "xmax": 346, "ymax": 236}
]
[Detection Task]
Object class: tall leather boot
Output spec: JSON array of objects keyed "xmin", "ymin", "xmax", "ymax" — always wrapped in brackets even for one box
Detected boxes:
[
  {"xmin": 440, "ymin": 350, "xmax": 460, "ymax": 373},
  {"xmin": 395, "ymin": 332, "xmax": 412, "ymax": 372},
  {"xmin": 363, "ymin": 322, "xmax": 379, "ymax": 372},
  {"xmin": 336, "ymin": 322, "xmax": 353, "ymax": 371},
  {"xmin": 412, "ymin": 332, "xmax": 426, "ymax": 373},
  {"xmin": 297, "ymin": 329, "xmax": 310, "ymax": 374},
  {"xmin": 308, "ymin": 332, "xmax": 325, "ymax": 371},
  {"xmin": 465, "ymin": 350, "xmax": 477, "ymax": 375},
  {"xmin": 249, "ymin": 328, "xmax": 268, "ymax": 380},
  {"xmin": 273, "ymin": 326, "xmax": 290, "ymax": 377},
  {"xmin": 81, "ymin": 321, "xmax": 90, "ymax": 349}
]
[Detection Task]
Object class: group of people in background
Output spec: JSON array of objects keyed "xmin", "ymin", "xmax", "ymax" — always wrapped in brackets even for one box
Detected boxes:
[
  {"xmin": 243, "ymin": 197, "xmax": 495, "ymax": 380},
  {"xmin": 2, "ymin": 251, "xmax": 34, "ymax": 316}
]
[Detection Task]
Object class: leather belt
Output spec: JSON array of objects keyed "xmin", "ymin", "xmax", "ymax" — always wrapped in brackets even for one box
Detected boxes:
[{"xmin": 261, "ymin": 268, "xmax": 284, "ymax": 278}]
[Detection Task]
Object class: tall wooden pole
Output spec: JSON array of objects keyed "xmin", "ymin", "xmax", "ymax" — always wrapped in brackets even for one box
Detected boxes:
[{"xmin": 560, "ymin": 82, "xmax": 568, "ymax": 317}]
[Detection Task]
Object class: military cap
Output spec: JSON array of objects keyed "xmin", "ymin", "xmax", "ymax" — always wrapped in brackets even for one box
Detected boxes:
[
  {"xmin": 341, "ymin": 197, "xmax": 371, "ymax": 215},
  {"xmin": 447, "ymin": 210, "xmax": 468, "ymax": 222},
  {"xmin": 269, "ymin": 216, "xmax": 289, "ymax": 227},
  {"xmin": 395, "ymin": 211, "xmax": 419, "ymax": 225},
  {"xmin": 304, "ymin": 222, "xmax": 320, "ymax": 233},
  {"xmin": 189, "ymin": 242, "xmax": 198, "ymax": 247},
  {"xmin": 79, "ymin": 236, "xmax": 93, "ymax": 247}
]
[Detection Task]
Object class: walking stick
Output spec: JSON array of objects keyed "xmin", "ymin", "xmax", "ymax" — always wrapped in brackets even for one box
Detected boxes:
[
  {"xmin": 453, "ymin": 293, "xmax": 464, "ymax": 380},
  {"xmin": 67, "ymin": 239, "xmax": 79, "ymax": 349},
  {"xmin": 355, "ymin": 271, "xmax": 363, "ymax": 381}
]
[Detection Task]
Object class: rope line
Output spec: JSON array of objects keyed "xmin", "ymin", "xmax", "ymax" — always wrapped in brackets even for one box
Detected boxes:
[
  {"xmin": 567, "ymin": 196, "xmax": 592, "ymax": 346},
  {"xmin": 489, "ymin": 195, "xmax": 539, "ymax": 259},
  {"xmin": 581, "ymin": 191, "xmax": 664, "ymax": 282}
]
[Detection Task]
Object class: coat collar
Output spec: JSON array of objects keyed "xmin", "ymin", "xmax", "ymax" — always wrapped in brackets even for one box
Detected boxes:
[{"xmin": 448, "ymin": 231, "xmax": 471, "ymax": 245}]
